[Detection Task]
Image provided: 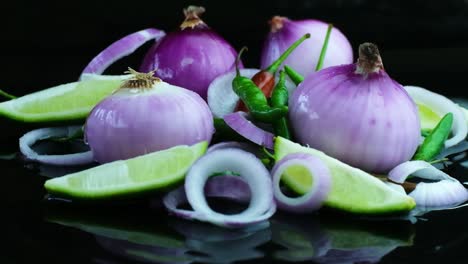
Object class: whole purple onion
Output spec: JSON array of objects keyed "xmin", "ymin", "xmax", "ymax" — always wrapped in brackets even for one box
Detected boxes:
[
  {"xmin": 289, "ymin": 43, "xmax": 420, "ymax": 173},
  {"xmin": 85, "ymin": 70, "xmax": 214, "ymax": 163},
  {"xmin": 261, "ymin": 16, "xmax": 353, "ymax": 78},
  {"xmin": 140, "ymin": 6, "xmax": 239, "ymax": 100}
]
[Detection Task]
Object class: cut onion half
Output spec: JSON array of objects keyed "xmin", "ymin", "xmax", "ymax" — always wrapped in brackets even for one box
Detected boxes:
[
  {"xmin": 80, "ymin": 28, "xmax": 165, "ymax": 78},
  {"xmin": 224, "ymin": 112, "xmax": 274, "ymax": 149},
  {"xmin": 164, "ymin": 148, "xmax": 276, "ymax": 228},
  {"xmin": 404, "ymin": 86, "xmax": 467, "ymax": 148},
  {"xmin": 388, "ymin": 160, "xmax": 468, "ymax": 207},
  {"xmin": 272, "ymin": 153, "xmax": 331, "ymax": 213},
  {"xmin": 19, "ymin": 126, "xmax": 94, "ymax": 166}
]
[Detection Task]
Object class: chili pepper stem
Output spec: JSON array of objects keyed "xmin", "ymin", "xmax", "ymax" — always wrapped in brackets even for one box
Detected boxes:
[
  {"xmin": 265, "ymin": 33, "xmax": 311, "ymax": 74},
  {"xmin": 315, "ymin": 24, "xmax": 333, "ymax": 71},
  {"xmin": 284, "ymin": 65, "xmax": 304, "ymax": 85},
  {"xmin": 236, "ymin": 47, "xmax": 248, "ymax": 76}
]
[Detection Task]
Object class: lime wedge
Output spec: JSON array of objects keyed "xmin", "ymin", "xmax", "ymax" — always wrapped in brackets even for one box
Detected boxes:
[
  {"xmin": 0, "ymin": 75, "xmax": 126, "ymax": 122},
  {"xmin": 274, "ymin": 137, "xmax": 415, "ymax": 214},
  {"xmin": 417, "ymin": 103, "xmax": 441, "ymax": 132},
  {"xmin": 45, "ymin": 141, "xmax": 207, "ymax": 199}
]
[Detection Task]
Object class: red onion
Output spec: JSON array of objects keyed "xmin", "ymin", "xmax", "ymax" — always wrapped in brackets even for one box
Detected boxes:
[
  {"xmin": 140, "ymin": 6, "xmax": 239, "ymax": 100},
  {"xmin": 261, "ymin": 16, "xmax": 353, "ymax": 78},
  {"xmin": 85, "ymin": 69, "xmax": 214, "ymax": 163},
  {"xmin": 289, "ymin": 43, "xmax": 420, "ymax": 173}
]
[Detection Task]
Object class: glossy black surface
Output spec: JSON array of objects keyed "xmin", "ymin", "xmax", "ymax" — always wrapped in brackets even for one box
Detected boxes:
[{"xmin": 2, "ymin": 0, "xmax": 468, "ymax": 263}]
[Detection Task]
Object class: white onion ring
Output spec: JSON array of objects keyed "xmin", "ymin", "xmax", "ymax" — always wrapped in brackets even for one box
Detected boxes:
[
  {"xmin": 388, "ymin": 160, "xmax": 468, "ymax": 207},
  {"xmin": 223, "ymin": 112, "xmax": 274, "ymax": 149},
  {"xmin": 404, "ymin": 85, "xmax": 467, "ymax": 148},
  {"xmin": 19, "ymin": 126, "xmax": 94, "ymax": 166},
  {"xmin": 271, "ymin": 153, "xmax": 331, "ymax": 213},
  {"xmin": 164, "ymin": 148, "xmax": 276, "ymax": 228},
  {"xmin": 80, "ymin": 28, "xmax": 165, "ymax": 78}
]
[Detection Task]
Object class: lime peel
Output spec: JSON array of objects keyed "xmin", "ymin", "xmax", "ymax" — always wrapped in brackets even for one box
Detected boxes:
[
  {"xmin": 0, "ymin": 75, "xmax": 126, "ymax": 123},
  {"xmin": 45, "ymin": 141, "xmax": 207, "ymax": 199},
  {"xmin": 274, "ymin": 137, "xmax": 416, "ymax": 214}
]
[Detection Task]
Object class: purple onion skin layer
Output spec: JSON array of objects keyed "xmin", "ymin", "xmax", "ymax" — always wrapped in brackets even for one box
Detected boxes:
[
  {"xmin": 85, "ymin": 85, "xmax": 214, "ymax": 163},
  {"xmin": 289, "ymin": 64, "xmax": 421, "ymax": 173},
  {"xmin": 261, "ymin": 18, "xmax": 353, "ymax": 77},
  {"xmin": 140, "ymin": 26, "xmax": 239, "ymax": 100}
]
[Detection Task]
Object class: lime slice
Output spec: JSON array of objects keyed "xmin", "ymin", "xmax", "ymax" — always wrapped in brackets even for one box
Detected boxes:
[
  {"xmin": 417, "ymin": 103, "xmax": 441, "ymax": 132},
  {"xmin": 0, "ymin": 75, "xmax": 127, "ymax": 122},
  {"xmin": 45, "ymin": 141, "xmax": 207, "ymax": 199},
  {"xmin": 274, "ymin": 137, "xmax": 416, "ymax": 214}
]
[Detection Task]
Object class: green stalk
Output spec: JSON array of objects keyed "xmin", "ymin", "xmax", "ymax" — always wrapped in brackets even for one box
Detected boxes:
[
  {"xmin": 0, "ymin": 89, "xmax": 17, "ymax": 100},
  {"xmin": 315, "ymin": 24, "xmax": 333, "ymax": 71},
  {"xmin": 265, "ymin": 33, "xmax": 311, "ymax": 74},
  {"xmin": 236, "ymin": 47, "xmax": 248, "ymax": 76},
  {"xmin": 284, "ymin": 65, "xmax": 304, "ymax": 85}
]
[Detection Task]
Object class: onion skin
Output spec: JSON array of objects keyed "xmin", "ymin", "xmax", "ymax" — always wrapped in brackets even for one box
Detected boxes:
[
  {"xmin": 289, "ymin": 56, "xmax": 421, "ymax": 173},
  {"xmin": 140, "ymin": 9, "xmax": 239, "ymax": 100},
  {"xmin": 85, "ymin": 81, "xmax": 214, "ymax": 163},
  {"xmin": 261, "ymin": 17, "xmax": 353, "ymax": 78}
]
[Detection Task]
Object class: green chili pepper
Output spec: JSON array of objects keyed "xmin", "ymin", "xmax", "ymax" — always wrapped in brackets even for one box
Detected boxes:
[
  {"xmin": 284, "ymin": 65, "xmax": 304, "ymax": 85},
  {"xmin": 232, "ymin": 47, "xmax": 288, "ymax": 123},
  {"xmin": 413, "ymin": 112, "xmax": 453, "ymax": 161},
  {"xmin": 271, "ymin": 70, "xmax": 291, "ymax": 139}
]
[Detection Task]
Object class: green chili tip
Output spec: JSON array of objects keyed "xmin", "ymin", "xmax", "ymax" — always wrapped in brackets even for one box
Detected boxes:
[{"xmin": 236, "ymin": 46, "xmax": 248, "ymax": 76}]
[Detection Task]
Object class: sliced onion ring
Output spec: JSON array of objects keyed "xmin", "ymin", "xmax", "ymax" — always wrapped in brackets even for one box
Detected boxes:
[
  {"xmin": 224, "ymin": 112, "xmax": 274, "ymax": 149},
  {"xmin": 404, "ymin": 86, "xmax": 467, "ymax": 148},
  {"xmin": 388, "ymin": 160, "xmax": 468, "ymax": 207},
  {"xmin": 164, "ymin": 148, "xmax": 276, "ymax": 228},
  {"xmin": 80, "ymin": 28, "xmax": 165, "ymax": 78},
  {"xmin": 272, "ymin": 153, "xmax": 331, "ymax": 213},
  {"xmin": 19, "ymin": 126, "xmax": 94, "ymax": 166}
]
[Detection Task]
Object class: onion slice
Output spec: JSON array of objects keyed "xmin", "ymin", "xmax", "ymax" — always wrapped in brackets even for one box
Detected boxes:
[
  {"xmin": 19, "ymin": 126, "xmax": 94, "ymax": 166},
  {"xmin": 80, "ymin": 28, "xmax": 165, "ymax": 78},
  {"xmin": 271, "ymin": 153, "xmax": 331, "ymax": 213},
  {"xmin": 404, "ymin": 85, "xmax": 467, "ymax": 148},
  {"xmin": 164, "ymin": 148, "xmax": 276, "ymax": 228},
  {"xmin": 388, "ymin": 160, "xmax": 468, "ymax": 207},
  {"xmin": 223, "ymin": 112, "xmax": 274, "ymax": 149}
]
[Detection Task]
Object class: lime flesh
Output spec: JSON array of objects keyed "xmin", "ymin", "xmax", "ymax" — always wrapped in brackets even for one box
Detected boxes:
[
  {"xmin": 0, "ymin": 76, "xmax": 124, "ymax": 122},
  {"xmin": 274, "ymin": 137, "xmax": 415, "ymax": 214},
  {"xmin": 45, "ymin": 142, "xmax": 207, "ymax": 199},
  {"xmin": 417, "ymin": 103, "xmax": 441, "ymax": 132}
]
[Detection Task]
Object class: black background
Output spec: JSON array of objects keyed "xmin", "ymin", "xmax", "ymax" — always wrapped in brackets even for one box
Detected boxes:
[
  {"xmin": 2, "ymin": 0, "xmax": 468, "ymax": 97},
  {"xmin": 2, "ymin": 1, "xmax": 468, "ymax": 264}
]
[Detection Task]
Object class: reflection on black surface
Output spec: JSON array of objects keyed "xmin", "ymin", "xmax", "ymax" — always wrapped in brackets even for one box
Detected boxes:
[
  {"xmin": 271, "ymin": 213, "xmax": 414, "ymax": 264},
  {"xmin": 46, "ymin": 205, "xmax": 416, "ymax": 264}
]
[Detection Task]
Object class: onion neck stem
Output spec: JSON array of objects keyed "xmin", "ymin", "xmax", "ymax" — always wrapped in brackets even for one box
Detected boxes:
[
  {"xmin": 180, "ymin": 5, "xmax": 206, "ymax": 29},
  {"xmin": 269, "ymin": 16, "xmax": 286, "ymax": 33},
  {"xmin": 265, "ymin": 33, "xmax": 311, "ymax": 75},
  {"xmin": 315, "ymin": 24, "xmax": 333, "ymax": 71},
  {"xmin": 121, "ymin": 68, "xmax": 161, "ymax": 89},
  {"xmin": 356, "ymin": 42, "xmax": 384, "ymax": 75}
]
